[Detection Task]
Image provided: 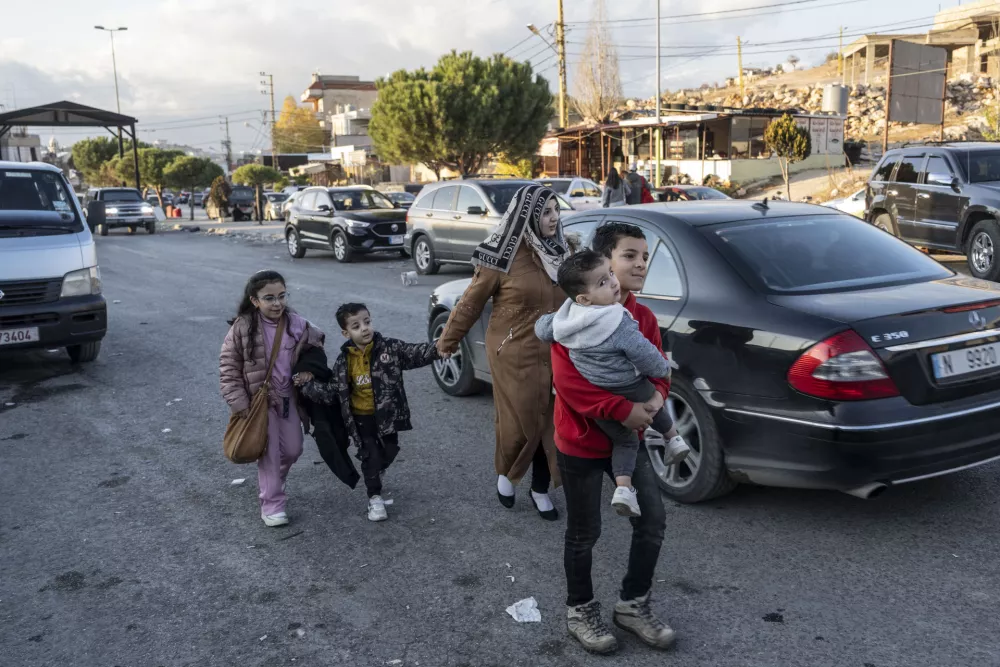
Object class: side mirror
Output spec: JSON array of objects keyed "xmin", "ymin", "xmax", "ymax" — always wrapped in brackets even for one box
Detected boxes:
[
  {"xmin": 570, "ymin": 191, "xmax": 584, "ymax": 198},
  {"xmin": 951, "ymin": 177, "xmax": 961, "ymax": 193},
  {"xmin": 86, "ymin": 200, "xmax": 106, "ymax": 229},
  {"xmin": 467, "ymin": 206, "xmax": 486, "ymax": 216},
  {"xmin": 317, "ymin": 204, "xmax": 332, "ymax": 213}
]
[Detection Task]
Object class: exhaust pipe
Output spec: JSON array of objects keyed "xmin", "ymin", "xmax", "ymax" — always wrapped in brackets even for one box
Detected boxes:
[{"xmin": 842, "ymin": 482, "xmax": 888, "ymax": 500}]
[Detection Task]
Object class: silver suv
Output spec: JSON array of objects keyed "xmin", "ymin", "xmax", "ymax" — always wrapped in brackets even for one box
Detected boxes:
[{"xmin": 404, "ymin": 178, "xmax": 575, "ymax": 274}]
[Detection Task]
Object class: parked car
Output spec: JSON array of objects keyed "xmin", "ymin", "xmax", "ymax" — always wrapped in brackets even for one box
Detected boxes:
[
  {"xmin": 536, "ymin": 176, "xmax": 603, "ymax": 210},
  {"xmin": 284, "ymin": 186, "xmax": 409, "ymax": 262},
  {"xmin": 385, "ymin": 191, "xmax": 416, "ymax": 209},
  {"xmin": 83, "ymin": 187, "xmax": 157, "ymax": 236},
  {"xmin": 178, "ymin": 191, "xmax": 190, "ymax": 204},
  {"xmin": 654, "ymin": 185, "xmax": 731, "ymax": 202},
  {"xmin": 866, "ymin": 142, "xmax": 1000, "ymax": 280},
  {"xmin": 0, "ymin": 161, "xmax": 106, "ymax": 362},
  {"xmin": 405, "ymin": 178, "xmax": 577, "ymax": 275},
  {"xmin": 191, "ymin": 191, "xmax": 205, "ymax": 207},
  {"xmin": 427, "ymin": 200, "xmax": 1000, "ymax": 503},
  {"xmin": 823, "ymin": 188, "xmax": 866, "ymax": 218},
  {"xmin": 200, "ymin": 188, "xmax": 211, "ymax": 208},
  {"xmin": 228, "ymin": 185, "xmax": 255, "ymax": 221},
  {"xmin": 264, "ymin": 192, "xmax": 288, "ymax": 221}
]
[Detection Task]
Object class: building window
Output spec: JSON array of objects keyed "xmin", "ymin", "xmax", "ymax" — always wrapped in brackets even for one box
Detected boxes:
[
  {"xmin": 731, "ymin": 117, "xmax": 751, "ymax": 159},
  {"xmin": 749, "ymin": 118, "xmax": 771, "ymax": 158}
]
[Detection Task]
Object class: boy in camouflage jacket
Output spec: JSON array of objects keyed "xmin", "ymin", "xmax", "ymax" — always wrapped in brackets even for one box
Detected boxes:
[{"xmin": 299, "ymin": 302, "xmax": 443, "ymax": 522}]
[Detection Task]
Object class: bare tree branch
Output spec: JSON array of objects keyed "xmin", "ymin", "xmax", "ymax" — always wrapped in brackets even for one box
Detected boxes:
[{"xmin": 572, "ymin": 0, "xmax": 623, "ymax": 124}]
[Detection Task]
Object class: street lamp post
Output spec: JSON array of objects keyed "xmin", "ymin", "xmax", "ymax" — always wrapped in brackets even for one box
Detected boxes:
[{"xmin": 95, "ymin": 25, "xmax": 127, "ymax": 157}]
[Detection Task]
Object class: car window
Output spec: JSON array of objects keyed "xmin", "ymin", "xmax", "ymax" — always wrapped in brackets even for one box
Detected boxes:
[
  {"xmin": 891, "ymin": 156, "xmax": 922, "ymax": 184},
  {"xmin": 299, "ymin": 192, "xmax": 316, "ymax": 210},
  {"xmin": 705, "ymin": 214, "xmax": 952, "ymax": 294},
  {"xmin": 872, "ymin": 156, "xmax": 899, "ymax": 182},
  {"xmin": 564, "ymin": 217, "xmax": 601, "ymax": 248},
  {"xmin": 923, "ymin": 156, "xmax": 954, "ymax": 186},
  {"xmin": 432, "ymin": 186, "xmax": 459, "ymax": 211},
  {"xmin": 582, "ymin": 181, "xmax": 602, "ymax": 197},
  {"xmin": 538, "ymin": 179, "xmax": 570, "ymax": 194},
  {"xmin": 954, "ymin": 149, "xmax": 1000, "ymax": 183},
  {"xmin": 101, "ymin": 189, "xmax": 142, "ymax": 202},
  {"xmin": 640, "ymin": 241, "xmax": 684, "ymax": 298},
  {"xmin": 479, "ymin": 182, "xmax": 530, "ymax": 213},
  {"xmin": 315, "ymin": 191, "xmax": 334, "ymax": 209},
  {"xmin": 0, "ymin": 168, "xmax": 81, "ymax": 228},
  {"xmin": 457, "ymin": 186, "xmax": 488, "ymax": 213}
]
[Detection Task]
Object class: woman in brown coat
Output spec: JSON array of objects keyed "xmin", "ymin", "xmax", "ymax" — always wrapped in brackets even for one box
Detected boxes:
[{"xmin": 437, "ymin": 185, "xmax": 568, "ymax": 520}]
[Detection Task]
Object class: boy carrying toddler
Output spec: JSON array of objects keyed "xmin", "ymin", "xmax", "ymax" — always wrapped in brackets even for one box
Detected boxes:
[{"xmin": 535, "ymin": 250, "xmax": 690, "ymax": 517}]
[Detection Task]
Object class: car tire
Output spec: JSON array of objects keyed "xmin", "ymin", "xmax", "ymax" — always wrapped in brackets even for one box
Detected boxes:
[
  {"xmin": 98, "ymin": 223, "xmax": 109, "ymax": 237},
  {"xmin": 968, "ymin": 218, "xmax": 1000, "ymax": 281},
  {"xmin": 428, "ymin": 311, "xmax": 483, "ymax": 396},
  {"xmin": 647, "ymin": 376, "xmax": 736, "ymax": 503},
  {"xmin": 67, "ymin": 341, "xmax": 101, "ymax": 363},
  {"xmin": 286, "ymin": 229, "xmax": 306, "ymax": 259},
  {"xmin": 413, "ymin": 235, "xmax": 440, "ymax": 275},
  {"xmin": 146, "ymin": 222, "xmax": 156, "ymax": 235},
  {"xmin": 331, "ymin": 230, "xmax": 354, "ymax": 263},
  {"xmin": 873, "ymin": 212, "xmax": 898, "ymax": 237}
]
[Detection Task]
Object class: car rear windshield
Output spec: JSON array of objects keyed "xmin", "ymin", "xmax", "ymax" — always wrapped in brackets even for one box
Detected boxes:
[
  {"xmin": 537, "ymin": 180, "xmax": 570, "ymax": 194},
  {"xmin": 0, "ymin": 168, "xmax": 81, "ymax": 229},
  {"xmin": 230, "ymin": 187, "xmax": 254, "ymax": 201},
  {"xmin": 703, "ymin": 214, "xmax": 952, "ymax": 294},
  {"xmin": 952, "ymin": 149, "xmax": 1000, "ymax": 183},
  {"xmin": 683, "ymin": 187, "xmax": 729, "ymax": 200},
  {"xmin": 102, "ymin": 189, "xmax": 142, "ymax": 202}
]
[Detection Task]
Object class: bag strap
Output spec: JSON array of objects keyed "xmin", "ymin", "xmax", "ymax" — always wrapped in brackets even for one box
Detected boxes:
[{"xmin": 262, "ymin": 314, "xmax": 287, "ymax": 385}]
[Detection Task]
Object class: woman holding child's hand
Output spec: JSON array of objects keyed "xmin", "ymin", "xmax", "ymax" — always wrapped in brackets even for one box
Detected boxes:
[{"xmin": 437, "ymin": 185, "xmax": 568, "ymax": 520}]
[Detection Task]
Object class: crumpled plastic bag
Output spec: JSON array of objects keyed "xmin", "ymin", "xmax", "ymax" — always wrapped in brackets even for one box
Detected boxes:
[{"xmin": 506, "ymin": 597, "xmax": 541, "ymax": 623}]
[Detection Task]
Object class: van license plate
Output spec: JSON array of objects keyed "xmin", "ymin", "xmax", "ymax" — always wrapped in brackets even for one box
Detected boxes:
[
  {"xmin": 0, "ymin": 327, "xmax": 39, "ymax": 346},
  {"xmin": 932, "ymin": 342, "xmax": 1000, "ymax": 379}
]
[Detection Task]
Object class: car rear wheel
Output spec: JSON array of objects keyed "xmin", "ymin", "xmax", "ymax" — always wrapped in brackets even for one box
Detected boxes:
[
  {"xmin": 332, "ymin": 231, "xmax": 353, "ymax": 263},
  {"xmin": 286, "ymin": 229, "xmax": 306, "ymax": 259},
  {"xmin": 67, "ymin": 341, "xmax": 101, "ymax": 363},
  {"xmin": 874, "ymin": 212, "xmax": 898, "ymax": 236},
  {"xmin": 429, "ymin": 311, "xmax": 483, "ymax": 396},
  {"xmin": 968, "ymin": 219, "xmax": 1000, "ymax": 281},
  {"xmin": 647, "ymin": 376, "xmax": 736, "ymax": 503},
  {"xmin": 413, "ymin": 235, "xmax": 440, "ymax": 275}
]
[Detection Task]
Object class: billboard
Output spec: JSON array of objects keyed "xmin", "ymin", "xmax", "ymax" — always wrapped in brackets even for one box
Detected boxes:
[
  {"xmin": 809, "ymin": 117, "xmax": 829, "ymax": 155},
  {"xmin": 888, "ymin": 40, "xmax": 947, "ymax": 126}
]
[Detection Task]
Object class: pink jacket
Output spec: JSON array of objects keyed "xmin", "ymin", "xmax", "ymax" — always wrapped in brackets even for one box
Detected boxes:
[{"xmin": 219, "ymin": 311, "xmax": 325, "ymax": 424}]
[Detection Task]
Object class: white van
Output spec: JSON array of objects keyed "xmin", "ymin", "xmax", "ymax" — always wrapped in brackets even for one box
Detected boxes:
[{"xmin": 0, "ymin": 161, "xmax": 107, "ymax": 362}]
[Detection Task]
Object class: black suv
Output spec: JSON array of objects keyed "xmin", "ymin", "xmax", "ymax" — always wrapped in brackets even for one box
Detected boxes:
[
  {"xmin": 83, "ymin": 188, "xmax": 157, "ymax": 236},
  {"xmin": 866, "ymin": 143, "xmax": 1000, "ymax": 280},
  {"xmin": 284, "ymin": 187, "xmax": 409, "ymax": 262}
]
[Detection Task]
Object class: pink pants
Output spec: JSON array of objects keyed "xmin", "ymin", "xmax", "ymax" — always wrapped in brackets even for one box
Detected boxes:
[{"xmin": 257, "ymin": 394, "xmax": 304, "ymax": 516}]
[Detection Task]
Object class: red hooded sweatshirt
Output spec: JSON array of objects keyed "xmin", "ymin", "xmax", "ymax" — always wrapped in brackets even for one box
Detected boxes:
[{"xmin": 551, "ymin": 292, "xmax": 670, "ymax": 458}]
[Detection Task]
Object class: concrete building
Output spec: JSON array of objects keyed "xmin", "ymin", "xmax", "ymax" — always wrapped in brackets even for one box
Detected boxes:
[
  {"xmin": 329, "ymin": 107, "xmax": 373, "ymax": 149},
  {"xmin": 301, "ymin": 74, "xmax": 377, "ymax": 120},
  {"xmin": 0, "ymin": 131, "xmax": 42, "ymax": 162}
]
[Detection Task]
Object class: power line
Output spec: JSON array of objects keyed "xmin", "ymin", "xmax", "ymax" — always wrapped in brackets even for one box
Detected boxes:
[{"xmin": 565, "ymin": 0, "xmax": 836, "ymax": 25}]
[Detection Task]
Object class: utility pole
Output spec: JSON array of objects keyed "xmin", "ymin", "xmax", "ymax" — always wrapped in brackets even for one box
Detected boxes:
[
  {"xmin": 655, "ymin": 0, "xmax": 662, "ymax": 187},
  {"xmin": 555, "ymin": 0, "xmax": 568, "ymax": 128},
  {"xmin": 95, "ymin": 25, "xmax": 128, "ymax": 157},
  {"xmin": 737, "ymin": 36, "xmax": 745, "ymax": 100},
  {"xmin": 838, "ymin": 26, "xmax": 844, "ymax": 81},
  {"xmin": 260, "ymin": 72, "xmax": 277, "ymax": 171},
  {"xmin": 220, "ymin": 116, "xmax": 233, "ymax": 174}
]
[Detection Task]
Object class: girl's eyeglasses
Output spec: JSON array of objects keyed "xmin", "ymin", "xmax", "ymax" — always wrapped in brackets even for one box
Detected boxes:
[{"xmin": 257, "ymin": 293, "xmax": 289, "ymax": 305}]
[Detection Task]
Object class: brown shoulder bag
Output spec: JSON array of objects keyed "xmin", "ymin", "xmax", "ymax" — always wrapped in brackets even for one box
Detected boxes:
[{"xmin": 223, "ymin": 315, "xmax": 286, "ymax": 463}]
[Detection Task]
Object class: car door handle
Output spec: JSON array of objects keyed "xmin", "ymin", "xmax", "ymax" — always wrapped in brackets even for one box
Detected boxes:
[
  {"xmin": 888, "ymin": 189, "xmax": 898, "ymax": 196},
  {"xmin": 917, "ymin": 193, "xmax": 931, "ymax": 199},
  {"xmin": 453, "ymin": 215, "xmax": 462, "ymax": 220},
  {"xmin": 425, "ymin": 212, "xmax": 433, "ymax": 217}
]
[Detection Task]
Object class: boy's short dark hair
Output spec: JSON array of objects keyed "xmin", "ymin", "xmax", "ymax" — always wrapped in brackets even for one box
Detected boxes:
[
  {"xmin": 557, "ymin": 250, "xmax": 607, "ymax": 300},
  {"xmin": 336, "ymin": 302, "xmax": 369, "ymax": 330},
  {"xmin": 592, "ymin": 222, "xmax": 645, "ymax": 259}
]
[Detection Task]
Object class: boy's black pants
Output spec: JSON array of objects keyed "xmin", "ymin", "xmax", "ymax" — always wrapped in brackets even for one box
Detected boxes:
[{"xmin": 354, "ymin": 414, "xmax": 399, "ymax": 498}]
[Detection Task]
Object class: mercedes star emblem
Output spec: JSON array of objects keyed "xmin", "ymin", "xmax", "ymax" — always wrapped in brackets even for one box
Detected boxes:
[{"xmin": 969, "ymin": 311, "xmax": 987, "ymax": 330}]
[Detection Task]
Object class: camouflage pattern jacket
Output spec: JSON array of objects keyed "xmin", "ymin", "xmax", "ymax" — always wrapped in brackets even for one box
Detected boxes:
[{"xmin": 300, "ymin": 332, "xmax": 439, "ymax": 447}]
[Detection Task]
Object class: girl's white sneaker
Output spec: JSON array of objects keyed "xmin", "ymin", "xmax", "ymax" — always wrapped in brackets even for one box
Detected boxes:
[
  {"xmin": 261, "ymin": 511, "xmax": 289, "ymax": 527},
  {"xmin": 611, "ymin": 487, "xmax": 642, "ymax": 517},
  {"xmin": 665, "ymin": 436, "xmax": 691, "ymax": 465},
  {"xmin": 368, "ymin": 496, "xmax": 388, "ymax": 522}
]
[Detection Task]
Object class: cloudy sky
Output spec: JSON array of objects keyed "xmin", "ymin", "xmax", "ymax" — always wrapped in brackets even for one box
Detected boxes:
[{"xmin": 1, "ymin": 0, "xmax": 956, "ymax": 154}]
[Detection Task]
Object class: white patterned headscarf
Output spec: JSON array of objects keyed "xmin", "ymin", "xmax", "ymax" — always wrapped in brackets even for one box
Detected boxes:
[{"xmin": 471, "ymin": 184, "xmax": 567, "ymax": 282}]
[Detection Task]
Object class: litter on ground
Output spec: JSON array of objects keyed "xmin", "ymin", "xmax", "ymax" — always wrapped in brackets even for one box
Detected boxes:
[
  {"xmin": 231, "ymin": 478, "xmax": 246, "ymax": 486},
  {"xmin": 161, "ymin": 428, "xmax": 172, "ymax": 433},
  {"xmin": 506, "ymin": 597, "xmax": 541, "ymax": 623}
]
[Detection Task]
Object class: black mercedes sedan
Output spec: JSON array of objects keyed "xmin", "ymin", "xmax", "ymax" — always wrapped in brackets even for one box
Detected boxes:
[
  {"xmin": 284, "ymin": 186, "xmax": 409, "ymax": 262},
  {"xmin": 426, "ymin": 200, "xmax": 1000, "ymax": 502}
]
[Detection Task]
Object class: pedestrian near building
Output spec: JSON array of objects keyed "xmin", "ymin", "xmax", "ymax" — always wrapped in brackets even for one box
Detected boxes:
[
  {"xmin": 300, "ymin": 303, "xmax": 443, "ymax": 522},
  {"xmin": 436, "ymin": 185, "xmax": 569, "ymax": 520},
  {"xmin": 549, "ymin": 223, "xmax": 675, "ymax": 655},
  {"xmin": 220, "ymin": 270, "xmax": 325, "ymax": 527},
  {"xmin": 601, "ymin": 168, "xmax": 631, "ymax": 208}
]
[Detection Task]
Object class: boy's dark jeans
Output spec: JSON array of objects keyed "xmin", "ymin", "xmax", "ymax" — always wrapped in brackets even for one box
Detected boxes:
[
  {"xmin": 354, "ymin": 414, "xmax": 398, "ymax": 498},
  {"xmin": 558, "ymin": 444, "xmax": 667, "ymax": 607},
  {"xmin": 594, "ymin": 378, "xmax": 674, "ymax": 478}
]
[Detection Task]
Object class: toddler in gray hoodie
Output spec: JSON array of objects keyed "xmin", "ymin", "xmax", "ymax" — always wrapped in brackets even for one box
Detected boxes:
[{"xmin": 536, "ymin": 250, "xmax": 690, "ymax": 517}]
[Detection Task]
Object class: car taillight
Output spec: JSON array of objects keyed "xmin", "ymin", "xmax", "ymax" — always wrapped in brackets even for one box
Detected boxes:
[
  {"xmin": 788, "ymin": 330, "xmax": 899, "ymax": 401},
  {"xmin": 942, "ymin": 299, "xmax": 1000, "ymax": 313}
]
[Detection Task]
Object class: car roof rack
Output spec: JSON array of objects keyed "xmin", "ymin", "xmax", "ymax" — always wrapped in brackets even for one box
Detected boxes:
[{"xmin": 900, "ymin": 139, "xmax": 983, "ymax": 148}]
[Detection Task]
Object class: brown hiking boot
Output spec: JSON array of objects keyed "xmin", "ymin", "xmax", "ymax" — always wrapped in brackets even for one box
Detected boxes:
[
  {"xmin": 613, "ymin": 592, "xmax": 677, "ymax": 649},
  {"xmin": 567, "ymin": 600, "xmax": 618, "ymax": 654}
]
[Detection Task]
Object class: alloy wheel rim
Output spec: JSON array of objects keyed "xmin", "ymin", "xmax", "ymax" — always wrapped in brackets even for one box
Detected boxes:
[
  {"xmin": 334, "ymin": 235, "xmax": 346, "ymax": 259},
  {"xmin": 972, "ymin": 232, "xmax": 994, "ymax": 274},
  {"xmin": 431, "ymin": 322, "xmax": 462, "ymax": 387},
  {"xmin": 646, "ymin": 393, "xmax": 702, "ymax": 489},
  {"xmin": 287, "ymin": 233, "xmax": 298, "ymax": 256},
  {"xmin": 415, "ymin": 241, "xmax": 431, "ymax": 270}
]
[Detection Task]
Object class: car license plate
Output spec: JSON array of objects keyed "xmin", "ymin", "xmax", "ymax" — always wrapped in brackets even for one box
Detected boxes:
[
  {"xmin": 932, "ymin": 342, "xmax": 1000, "ymax": 379},
  {"xmin": 0, "ymin": 327, "xmax": 39, "ymax": 346},
  {"xmin": 389, "ymin": 235, "xmax": 404, "ymax": 245}
]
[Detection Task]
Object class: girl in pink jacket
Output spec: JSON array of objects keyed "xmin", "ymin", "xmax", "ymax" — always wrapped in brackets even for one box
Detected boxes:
[{"xmin": 219, "ymin": 270, "xmax": 325, "ymax": 527}]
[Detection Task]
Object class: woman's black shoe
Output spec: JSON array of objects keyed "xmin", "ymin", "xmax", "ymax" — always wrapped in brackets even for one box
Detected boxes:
[
  {"xmin": 531, "ymin": 494, "xmax": 560, "ymax": 521},
  {"xmin": 497, "ymin": 490, "xmax": 516, "ymax": 508}
]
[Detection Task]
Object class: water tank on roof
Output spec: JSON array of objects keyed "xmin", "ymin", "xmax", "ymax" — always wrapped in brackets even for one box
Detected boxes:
[{"xmin": 822, "ymin": 84, "xmax": 849, "ymax": 115}]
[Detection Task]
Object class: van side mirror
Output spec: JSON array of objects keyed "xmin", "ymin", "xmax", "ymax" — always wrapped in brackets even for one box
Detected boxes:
[{"xmin": 86, "ymin": 200, "xmax": 106, "ymax": 229}]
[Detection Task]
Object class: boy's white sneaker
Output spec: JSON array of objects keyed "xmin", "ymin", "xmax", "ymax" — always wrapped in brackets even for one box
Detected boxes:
[
  {"xmin": 611, "ymin": 486, "xmax": 642, "ymax": 517},
  {"xmin": 368, "ymin": 495, "xmax": 388, "ymax": 522},
  {"xmin": 665, "ymin": 436, "xmax": 691, "ymax": 465},
  {"xmin": 261, "ymin": 511, "xmax": 289, "ymax": 527}
]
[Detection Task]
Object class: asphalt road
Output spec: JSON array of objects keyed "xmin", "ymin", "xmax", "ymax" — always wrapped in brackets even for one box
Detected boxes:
[{"xmin": 2, "ymin": 231, "xmax": 998, "ymax": 667}]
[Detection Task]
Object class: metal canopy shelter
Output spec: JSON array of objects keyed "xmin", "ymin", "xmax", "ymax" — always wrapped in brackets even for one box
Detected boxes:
[{"xmin": 0, "ymin": 101, "xmax": 140, "ymax": 189}]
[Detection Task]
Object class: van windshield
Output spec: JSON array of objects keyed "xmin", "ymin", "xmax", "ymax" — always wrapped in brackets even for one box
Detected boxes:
[{"xmin": 0, "ymin": 168, "xmax": 81, "ymax": 233}]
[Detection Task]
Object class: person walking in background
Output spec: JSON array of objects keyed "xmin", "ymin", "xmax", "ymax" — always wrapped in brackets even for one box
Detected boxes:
[
  {"xmin": 624, "ymin": 165, "xmax": 644, "ymax": 206},
  {"xmin": 436, "ymin": 185, "xmax": 569, "ymax": 521},
  {"xmin": 601, "ymin": 167, "xmax": 631, "ymax": 208},
  {"xmin": 220, "ymin": 270, "xmax": 325, "ymax": 527}
]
